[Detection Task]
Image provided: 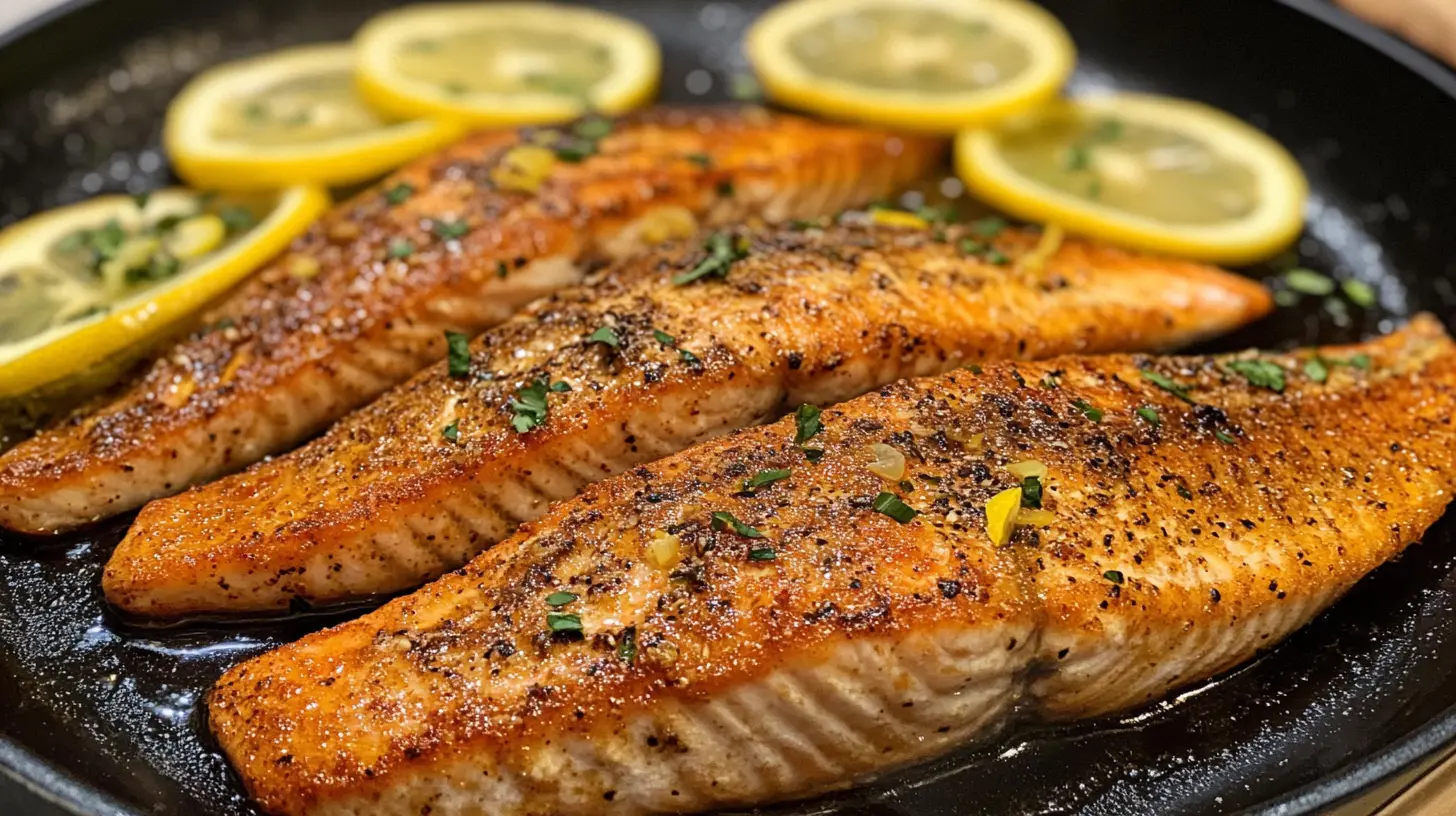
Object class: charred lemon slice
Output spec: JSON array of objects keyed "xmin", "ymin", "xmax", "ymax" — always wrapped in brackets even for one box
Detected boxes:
[
  {"xmin": 354, "ymin": 3, "xmax": 661, "ymax": 127},
  {"xmin": 165, "ymin": 44, "xmax": 463, "ymax": 190},
  {"xmin": 745, "ymin": 0, "xmax": 1074, "ymax": 132},
  {"xmin": 0, "ymin": 186, "xmax": 327, "ymax": 399},
  {"xmin": 956, "ymin": 93, "xmax": 1309, "ymax": 264}
]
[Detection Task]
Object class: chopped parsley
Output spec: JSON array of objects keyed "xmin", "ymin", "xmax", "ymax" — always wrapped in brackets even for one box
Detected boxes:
[
  {"xmin": 802, "ymin": 448, "xmax": 825, "ymax": 463},
  {"xmin": 653, "ymin": 329, "xmax": 676, "ymax": 346},
  {"xmin": 1073, "ymin": 399, "xmax": 1104, "ymax": 422},
  {"xmin": 1304, "ymin": 356, "xmax": 1329, "ymax": 384},
  {"xmin": 509, "ymin": 378, "xmax": 570, "ymax": 433},
  {"xmin": 587, "ymin": 326, "xmax": 620, "ymax": 348},
  {"xmin": 743, "ymin": 468, "xmax": 790, "ymax": 493},
  {"xmin": 711, "ymin": 511, "xmax": 765, "ymax": 538},
  {"xmin": 131, "ymin": 190, "xmax": 152, "ymax": 210},
  {"xmin": 547, "ymin": 116, "xmax": 614, "ymax": 163},
  {"xmin": 686, "ymin": 152, "xmax": 712, "ymax": 168},
  {"xmin": 1176, "ymin": 484, "xmax": 1194, "ymax": 500},
  {"xmin": 384, "ymin": 182, "xmax": 415, "ymax": 206},
  {"xmin": 219, "ymin": 206, "xmax": 254, "ymax": 234},
  {"xmin": 970, "ymin": 216, "xmax": 1007, "ymax": 238},
  {"xmin": 545, "ymin": 591, "xmax": 579, "ymax": 607},
  {"xmin": 1215, "ymin": 429, "xmax": 1237, "ymax": 445},
  {"xmin": 872, "ymin": 492, "xmax": 918, "ymax": 524},
  {"xmin": 1283, "ymin": 268, "xmax": 1335, "ymax": 296},
  {"xmin": 387, "ymin": 238, "xmax": 414, "ymax": 259},
  {"xmin": 1349, "ymin": 353, "xmax": 1372, "ymax": 370},
  {"xmin": 1103, "ymin": 570, "xmax": 1125, "ymax": 585},
  {"xmin": 1227, "ymin": 359, "xmax": 1286, "ymax": 392},
  {"xmin": 959, "ymin": 238, "xmax": 985, "ymax": 255},
  {"xmin": 546, "ymin": 612, "xmax": 583, "ymax": 633},
  {"xmin": 573, "ymin": 117, "xmax": 613, "ymax": 141},
  {"xmin": 716, "ymin": 179, "xmax": 735, "ymax": 198},
  {"xmin": 445, "ymin": 331, "xmax": 471, "ymax": 378},
  {"xmin": 497, "ymin": 261, "xmax": 509, "ymax": 278},
  {"xmin": 1020, "ymin": 475, "xmax": 1043, "ymax": 509},
  {"xmin": 1140, "ymin": 370, "xmax": 1195, "ymax": 403},
  {"xmin": 441, "ymin": 420, "xmax": 460, "ymax": 444},
  {"xmin": 1039, "ymin": 374, "xmax": 1059, "ymax": 390},
  {"xmin": 748, "ymin": 546, "xmax": 778, "ymax": 562},
  {"xmin": 1136, "ymin": 406, "xmax": 1161, "ymax": 426},
  {"xmin": 617, "ymin": 626, "xmax": 637, "ymax": 663},
  {"xmin": 794, "ymin": 403, "xmax": 823, "ymax": 445},
  {"xmin": 433, "ymin": 219, "xmax": 470, "ymax": 241},
  {"xmin": 1342, "ymin": 279, "xmax": 1376, "ymax": 308},
  {"xmin": 984, "ymin": 249, "xmax": 1010, "ymax": 265},
  {"xmin": 673, "ymin": 232, "xmax": 749, "ymax": 285},
  {"xmin": 678, "ymin": 348, "xmax": 701, "ymax": 365}
]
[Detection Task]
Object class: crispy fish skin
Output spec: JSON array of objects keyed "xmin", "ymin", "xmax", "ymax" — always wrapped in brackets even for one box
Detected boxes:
[
  {"xmin": 0, "ymin": 109, "xmax": 942, "ymax": 535},
  {"xmin": 105, "ymin": 224, "xmax": 1272, "ymax": 617},
  {"xmin": 208, "ymin": 316, "xmax": 1456, "ymax": 816}
]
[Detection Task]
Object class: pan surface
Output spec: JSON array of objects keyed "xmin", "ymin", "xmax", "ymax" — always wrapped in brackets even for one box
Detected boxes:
[{"xmin": 4, "ymin": 0, "xmax": 1456, "ymax": 814}]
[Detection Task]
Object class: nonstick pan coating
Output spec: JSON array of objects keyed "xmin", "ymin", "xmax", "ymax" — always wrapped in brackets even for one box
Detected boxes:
[{"xmin": 4, "ymin": 1, "xmax": 1456, "ymax": 814}]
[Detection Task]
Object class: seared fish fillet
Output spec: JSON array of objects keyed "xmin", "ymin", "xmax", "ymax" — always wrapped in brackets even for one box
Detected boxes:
[
  {"xmin": 0, "ymin": 109, "xmax": 942, "ymax": 534},
  {"xmin": 210, "ymin": 317, "xmax": 1456, "ymax": 816},
  {"xmin": 105, "ymin": 223, "xmax": 1271, "ymax": 617}
]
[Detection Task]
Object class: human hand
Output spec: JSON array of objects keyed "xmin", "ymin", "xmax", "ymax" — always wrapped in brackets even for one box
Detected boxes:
[{"xmin": 1338, "ymin": 0, "xmax": 1456, "ymax": 67}]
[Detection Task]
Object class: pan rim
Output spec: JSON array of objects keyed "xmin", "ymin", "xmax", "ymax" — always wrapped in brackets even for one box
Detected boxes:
[{"xmin": 0, "ymin": 0, "xmax": 1454, "ymax": 814}]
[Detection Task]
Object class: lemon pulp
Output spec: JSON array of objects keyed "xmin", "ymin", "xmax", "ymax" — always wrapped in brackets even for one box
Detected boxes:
[
  {"xmin": 392, "ymin": 28, "xmax": 615, "ymax": 100},
  {"xmin": 995, "ymin": 110, "xmax": 1262, "ymax": 226},
  {"xmin": 786, "ymin": 6, "xmax": 1031, "ymax": 94},
  {"xmin": 209, "ymin": 73, "xmax": 388, "ymax": 148}
]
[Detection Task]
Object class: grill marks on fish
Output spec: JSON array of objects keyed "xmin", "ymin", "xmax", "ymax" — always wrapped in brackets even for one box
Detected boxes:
[
  {"xmin": 104, "ymin": 224, "xmax": 1271, "ymax": 617},
  {"xmin": 0, "ymin": 108, "xmax": 943, "ymax": 535},
  {"xmin": 209, "ymin": 317, "xmax": 1456, "ymax": 816}
]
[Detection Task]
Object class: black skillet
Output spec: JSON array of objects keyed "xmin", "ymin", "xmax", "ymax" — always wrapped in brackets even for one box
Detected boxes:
[{"xmin": 5, "ymin": 0, "xmax": 1456, "ymax": 814}]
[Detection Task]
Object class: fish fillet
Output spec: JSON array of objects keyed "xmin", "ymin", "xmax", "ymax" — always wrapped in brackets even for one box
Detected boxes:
[
  {"xmin": 0, "ymin": 108, "xmax": 942, "ymax": 534},
  {"xmin": 209, "ymin": 315, "xmax": 1456, "ymax": 816},
  {"xmin": 105, "ymin": 223, "xmax": 1271, "ymax": 617}
]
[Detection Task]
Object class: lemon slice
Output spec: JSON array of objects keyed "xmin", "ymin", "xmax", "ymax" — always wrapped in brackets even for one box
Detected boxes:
[
  {"xmin": 956, "ymin": 93, "xmax": 1309, "ymax": 264},
  {"xmin": 354, "ymin": 3, "xmax": 661, "ymax": 128},
  {"xmin": 165, "ymin": 44, "xmax": 463, "ymax": 190},
  {"xmin": 745, "ymin": 0, "xmax": 1074, "ymax": 132},
  {"xmin": 0, "ymin": 186, "xmax": 328, "ymax": 399}
]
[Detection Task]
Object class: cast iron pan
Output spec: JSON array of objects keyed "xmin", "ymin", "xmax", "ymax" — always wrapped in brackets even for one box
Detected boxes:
[{"xmin": 4, "ymin": 0, "xmax": 1456, "ymax": 814}]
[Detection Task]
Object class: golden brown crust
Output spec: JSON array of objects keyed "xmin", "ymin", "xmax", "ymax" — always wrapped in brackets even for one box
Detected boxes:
[
  {"xmin": 210, "ymin": 316, "xmax": 1456, "ymax": 815},
  {"xmin": 106, "ymin": 223, "xmax": 1271, "ymax": 616},
  {"xmin": 0, "ymin": 108, "xmax": 943, "ymax": 533}
]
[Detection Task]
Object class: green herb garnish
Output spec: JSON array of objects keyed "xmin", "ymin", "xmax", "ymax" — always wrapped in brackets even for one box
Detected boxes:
[
  {"xmin": 743, "ymin": 468, "xmax": 790, "ymax": 493},
  {"xmin": 1283, "ymin": 268, "xmax": 1335, "ymax": 296},
  {"xmin": 711, "ymin": 511, "xmax": 765, "ymax": 538},
  {"xmin": 441, "ymin": 420, "xmax": 460, "ymax": 444},
  {"xmin": 1227, "ymin": 359, "xmax": 1286, "ymax": 392},
  {"xmin": 970, "ymin": 216, "xmax": 1007, "ymax": 238},
  {"xmin": 1021, "ymin": 475, "xmax": 1043, "ymax": 509},
  {"xmin": 219, "ymin": 206, "xmax": 254, "ymax": 234},
  {"xmin": 794, "ymin": 403, "xmax": 823, "ymax": 445},
  {"xmin": 716, "ymin": 179, "xmax": 735, "ymax": 198},
  {"xmin": 686, "ymin": 153, "xmax": 712, "ymax": 168},
  {"xmin": 384, "ymin": 182, "xmax": 415, "ymax": 206},
  {"xmin": 872, "ymin": 492, "xmax": 918, "ymax": 524},
  {"xmin": 587, "ymin": 326, "xmax": 620, "ymax": 349},
  {"xmin": 546, "ymin": 612, "xmax": 583, "ymax": 633},
  {"xmin": 653, "ymin": 329, "xmax": 676, "ymax": 346},
  {"xmin": 1304, "ymin": 356, "xmax": 1329, "ymax": 384},
  {"xmin": 673, "ymin": 231, "xmax": 748, "ymax": 285},
  {"xmin": 1140, "ymin": 370, "xmax": 1194, "ymax": 403},
  {"xmin": 1136, "ymin": 406, "xmax": 1161, "ymax": 426},
  {"xmin": 387, "ymin": 238, "xmax": 414, "ymax": 259},
  {"xmin": 748, "ymin": 546, "xmax": 777, "ymax": 562},
  {"xmin": 1214, "ymin": 429, "xmax": 1237, "ymax": 445},
  {"xmin": 1103, "ymin": 570, "xmax": 1124, "ymax": 585},
  {"xmin": 617, "ymin": 626, "xmax": 637, "ymax": 663},
  {"xmin": 445, "ymin": 331, "xmax": 471, "ymax": 378},
  {"xmin": 497, "ymin": 261, "xmax": 509, "ymax": 278},
  {"xmin": 434, "ymin": 219, "xmax": 470, "ymax": 241},
  {"xmin": 1073, "ymin": 399, "xmax": 1103, "ymax": 422},
  {"xmin": 1342, "ymin": 279, "xmax": 1376, "ymax": 308},
  {"xmin": 545, "ymin": 591, "xmax": 579, "ymax": 607},
  {"xmin": 508, "ymin": 379, "xmax": 570, "ymax": 433}
]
